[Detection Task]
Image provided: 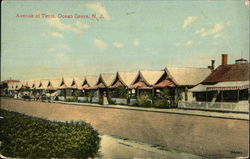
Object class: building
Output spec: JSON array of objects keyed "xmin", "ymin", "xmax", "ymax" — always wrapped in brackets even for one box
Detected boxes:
[
  {"xmin": 81, "ymin": 75, "xmax": 99, "ymax": 102},
  {"xmin": 94, "ymin": 73, "xmax": 116, "ymax": 98},
  {"xmin": 109, "ymin": 71, "xmax": 138, "ymax": 104},
  {"xmin": 185, "ymin": 54, "xmax": 249, "ymax": 112},
  {"xmin": 130, "ymin": 70, "xmax": 165, "ymax": 97},
  {"xmin": 162, "ymin": 66, "xmax": 212, "ymax": 101},
  {"xmin": 191, "ymin": 54, "xmax": 249, "ymax": 103}
]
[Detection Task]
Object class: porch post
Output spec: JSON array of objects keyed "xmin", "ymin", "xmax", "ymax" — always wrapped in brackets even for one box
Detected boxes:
[
  {"xmin": 220, "ymin": 91, "xmax": 223, "ymax": 102},
  {"xmin": 64, "ymin": 89, "xmax": 66, "ymax": 99},
  {"xmin": 152, "ymin": 88, "xmax": 154, "ymax": 97},
  {"xmin": 237, "ymin": 89, "xmax": 239, "ymax": 102},
  {"xmin": 136, "ymin": 88, "xmax": 139, "ymax": 99},
  {"xmin": 185, "ymin": 87, "xmax": 188, "ymax": 101}
]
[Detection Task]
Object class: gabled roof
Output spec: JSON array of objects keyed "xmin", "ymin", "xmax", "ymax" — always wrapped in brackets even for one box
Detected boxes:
[
  {"xmin": 7, "ymin": 83, "xmax": 15, "ymax": 90},
  {"xmin": 33, "ymin": 80, "xmax": 41, "ymax": 89},
  {"xmin": 15, "ymin": 83, "xmax": 22, "ymax": 90},
  {"xmin": 21, "ymin": 81, "xmax": 28, "ymax": 87},
  {"xmin": 85, "ymin": 75, "xmax": 99, "ymax": 87},
  {"xmin": 117, "ymin": 72, "xmax": 138, "ymax": 87},
  {"xmin": 132, "ymin": 70, "xmax": 164, "ymax": 86},
  {"xmin": 38, "ymin": 79, "xmax": 49, "ymax": 89},
  {"xmin": 27, "ymin": 80, "xmax": 34, "ymax": 88},
  {"xmin": 49, "ymin": 78, "xmax": 63, "ymax": 89},
  {"xmin": 98, "ymin": 73, "xmax": 116, "ymax": 87},
  {"xmin": 202, "ymin": 63, "xmax": 249, "ymax": 83},
  {"xmin": 165, "ymin": 67, "xmax": 211, "ymax": 86},
  {"xmin": 72, "ymin": 77, "xmax": 85, "ymax": 89},
  {"xmin": 62, "ymin": 77, "xmax": 73, "ymax": 88}
]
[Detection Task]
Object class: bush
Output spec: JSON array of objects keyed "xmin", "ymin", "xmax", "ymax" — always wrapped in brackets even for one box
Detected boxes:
[
  {"xmin": 73, "ymin": 90, "xmax": 82, "ymax": 97},
  {"xmin": 111, "ymin": 87, "xmax": 129, "ymax": 98},
  {"xmin": 107, "ymin": 97, "xmax": 116, "ymax": 105},
  {"xmin": 137, "ymin": 93, "xmax": 152, "ymax": 107},
  {"xmin": 0, "ymin": 94, "xmax": 14, "ymax": 98},
  {"xmin": 99, "ymin": 96, "xmax": 103, "ymax": 105},
  {"xmin": 0, "ymin": 110, "xmax": 100, "ymax": 158},
  {"xmin": 153, "ymin": 98, "xmax": 168, "ymax": 108},
  {"xmin": 86, "ymin": 90, "xmax": 96, "ymax": 103},
  {"xmin": 65, "ymin": 96, "xmax": 78, "ymax": 102}
]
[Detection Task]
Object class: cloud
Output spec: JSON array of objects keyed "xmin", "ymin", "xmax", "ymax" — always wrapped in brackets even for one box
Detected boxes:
[
  {"xmin": 48, "ymin": 44, "xmax": 70, "ymax": 52},
  {"xmin": 57, "ymin": 53, "xmax": 65, "ymax": 57},
  {"xmin": 213, "ymin": 33, "xmax": 224, "ymax": 39},
  {"xmin": 47, "ymin": 31, "xmax": 64, "ymax": 39},
  {"xmin": 94, "ymin": 39, "xmax": 107, "ymax": 50},
  {"xmin": 175, "ymin": 42, "xmax": 181, "ymax": 46},
  {"xmin": 175, "ymin": 40, "xmax": 194, "ymax": 47},
  {"xmin": 184, "ymin": 40, "xmax": 194, "ymax": 46},
  {"xmin": 195, "ymin": 23, "xmax": 224, "ymax": 37},
  {"xmin": 74, "ymin": 21, "xmax": 89, "ymax": 30},
  {"xmin": 133, "ymin": 39, "xmax": 140, "ymax": 46},
  {"xmin": 182, "ymin": 16, "xmax": 198, "ymax": 28},
  {"xmin": 57, "ymin": 44, "xmax": 70, "ymax": 50},
  {"xmin": 85, "ymin": 2, "xmax": 110, "ymax": 21},
  {"xmin": 46, "ymin": 18, "xmax": 89, "ymax": 34},
  {"xmin": 195, "ymin": 28, "xmax": 205, "ymax": 34},
  {"xmin": 112, "ymin": 42, "xmax": 124, "ymax": 48},
  {"xmin": 245, "ymin": 0, "xmax": 249, "ymax": 6}
]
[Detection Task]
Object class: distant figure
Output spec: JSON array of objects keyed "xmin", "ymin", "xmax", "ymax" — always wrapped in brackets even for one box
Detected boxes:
[
  {"xmin": 35, "ymin": 92, "xmax": 40, "ymax": 101},
  {"xmin": 103, "ymin": 91, "xmax": 108, "ymax": 105}
]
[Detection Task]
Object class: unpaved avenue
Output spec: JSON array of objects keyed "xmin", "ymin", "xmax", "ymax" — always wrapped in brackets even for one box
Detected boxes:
[{"xmin": 1, "ymin": 98, "xmax": 249, "ymax": 158}]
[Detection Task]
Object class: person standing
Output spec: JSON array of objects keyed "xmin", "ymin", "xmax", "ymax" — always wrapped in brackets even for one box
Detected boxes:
[{"xmin": 103, "ymin": 91, "xmax": 108, "ymax": 105}]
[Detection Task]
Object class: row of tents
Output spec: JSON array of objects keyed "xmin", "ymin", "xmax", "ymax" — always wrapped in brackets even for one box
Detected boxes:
[{"xmin": 7, "ymin": 66, "xmax": 212, "ymax": 103}]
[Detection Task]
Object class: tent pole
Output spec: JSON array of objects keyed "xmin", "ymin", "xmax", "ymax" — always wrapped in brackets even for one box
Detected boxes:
[
  {"xmin": 237, "ymin": 89, "xmax": 239, "ymax": 102},
  {"xmin": 221, "ymin": 91, "xmax": 223, "ymax": 102}
]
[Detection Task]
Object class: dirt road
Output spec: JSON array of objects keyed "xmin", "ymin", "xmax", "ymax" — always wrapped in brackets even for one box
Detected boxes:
[{"xmin": 1, "ymin": 98, "xmax": 248, "ymax": 158}]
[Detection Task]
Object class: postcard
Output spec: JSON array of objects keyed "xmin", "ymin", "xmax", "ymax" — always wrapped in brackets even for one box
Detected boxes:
[{"xmin": 1, "ymin": 0, "xmax": 249, "ymax": 158}]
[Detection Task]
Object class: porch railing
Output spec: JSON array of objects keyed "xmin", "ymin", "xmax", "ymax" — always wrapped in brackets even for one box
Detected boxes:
[{"xmin": 178, "ymin": 101, "xmax": 249, "ymax": 113}]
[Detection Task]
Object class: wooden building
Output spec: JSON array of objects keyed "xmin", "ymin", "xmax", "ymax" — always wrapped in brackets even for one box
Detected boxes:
[{"xmin": 190, "ymin": 55, "xmax": 249, "ymax": 103}]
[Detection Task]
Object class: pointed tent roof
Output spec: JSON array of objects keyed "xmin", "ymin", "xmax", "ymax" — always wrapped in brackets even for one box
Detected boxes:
[
  {"xmin": 38, "ymin": 79, "xmax": 49, "ymax": 89},
  {"xmin": 85, "ymin": 75, "xmax": 99, "ymax": 88},
  {"xmin": 61, "ymin": 77, "xmax": 73, "ymax": 88},
  {"xmin": 33, "ymin": 80, "xmax": 41, "ymax": 89},
  {"xmin": 15, "ymin": 83, "xmax": 22, "ymax": 90},
  {"xmin": 21, "ymin": 81, "xmax": 28, "ymax": 88},
  {"xmin": 131, "ymin": 70, "xmax": 164, "ymax": 86},
  {"xmin": 165, "ymin": 67, "xmax": 211, "ymax": 86},
  {"xmin": 71, "ymin": 77, "xmax": 85, "ymax": 89},
  {"xmin": 27, "ymin": 80, "xmax": 34, "ymax": 88},
  {"xmin": 7, "ymin": 83, "xmax": 15, "ymax": 91},
  {"xmin": 99, "ymin": 73, "xmax": 116, "ymax": 87},
  {"xmin": 117, "ymin": 72, "xmax": 138, "ymax": 87},
  {"xmin": 48, "ymin": 78, "xmax": 63, "ymax": 90}
]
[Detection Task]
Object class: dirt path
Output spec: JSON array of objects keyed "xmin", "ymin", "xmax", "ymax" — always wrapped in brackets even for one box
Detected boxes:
[{"xmin": 1, "ymin": 98, "xmax": 249, "ymax": 158}]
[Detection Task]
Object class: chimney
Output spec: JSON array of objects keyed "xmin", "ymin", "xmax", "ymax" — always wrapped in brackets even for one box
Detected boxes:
[
  {"xmin": 221, "ymin": 54, "xmax": 228, "ymax": 65},
  {"xmin": 211, "ymin": 60, "xmax": 215, "ymax": 70},
  {"xmin": 208, "ymin": 60, "xmax": 215, "ymax": 70}
]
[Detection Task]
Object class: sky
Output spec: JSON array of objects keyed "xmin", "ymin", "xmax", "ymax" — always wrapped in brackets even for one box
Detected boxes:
[{"xmin": 1, "ymin": 0, "xmax": 249, "ymax": 81}]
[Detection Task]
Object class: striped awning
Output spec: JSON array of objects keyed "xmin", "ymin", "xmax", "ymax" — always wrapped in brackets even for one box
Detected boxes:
[
  {"xmin": 190, "ymin": 81, "xmax": 249, "ymax": 92},
  {"xmin": 207, "ymin": 81, "xmax": 249, "ymax": 91}
]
